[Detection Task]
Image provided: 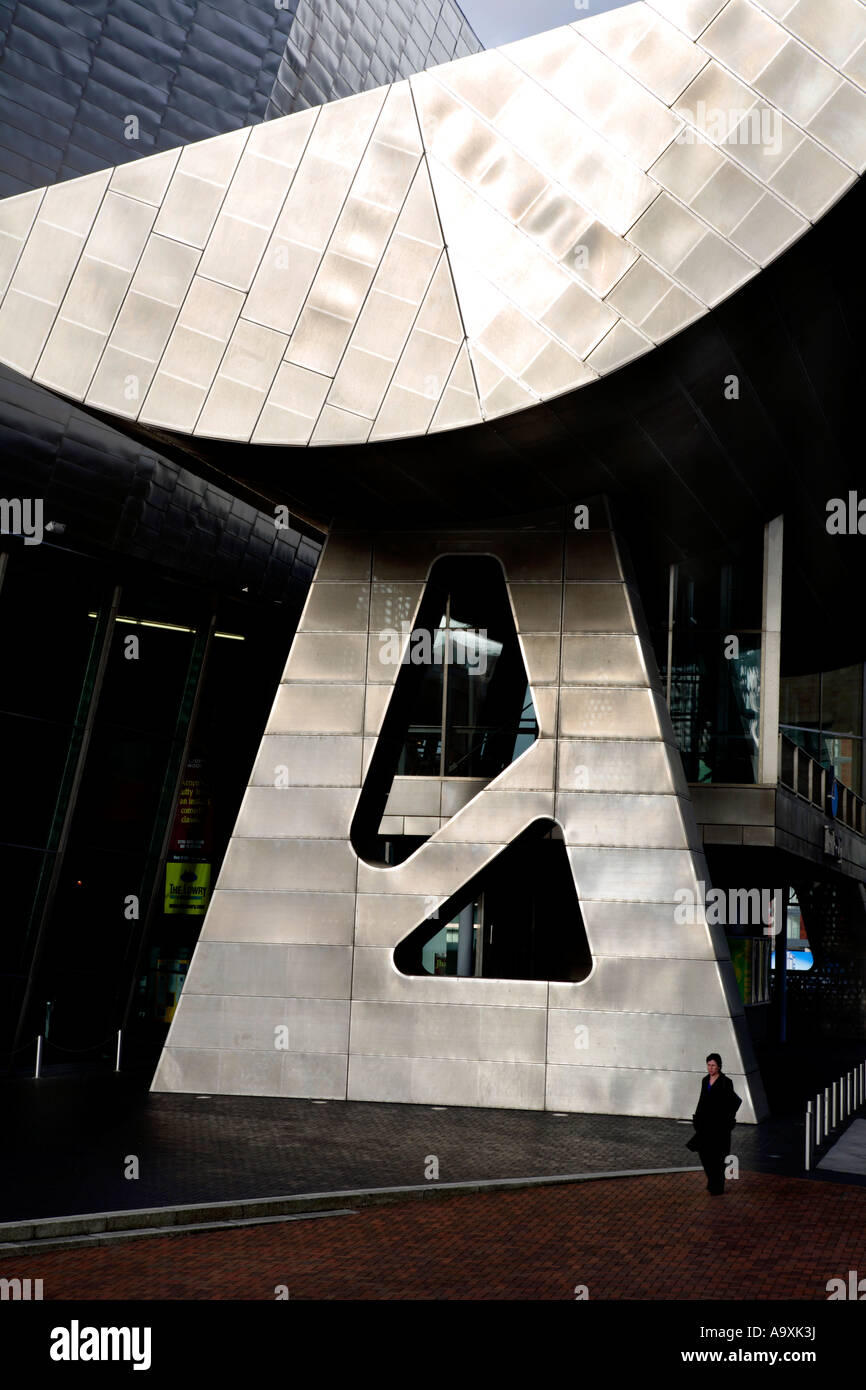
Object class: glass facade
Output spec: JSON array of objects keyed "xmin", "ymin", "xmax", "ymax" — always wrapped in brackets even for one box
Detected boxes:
[
  {"xmin": 780, "ymin": 664, "xmax": 863, "ymax": 793},
  {"xmin": 662, "ymin": 538, "xmax": 764, "ymax": 784}
]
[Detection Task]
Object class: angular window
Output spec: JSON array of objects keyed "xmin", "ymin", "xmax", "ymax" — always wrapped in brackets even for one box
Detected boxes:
[
  {"xmin": 394, "ymin": 820, "xmax": 592, "ymax": 983},
  {"xmin": 352, "ymin": 556, "xmax": 538, "ymax": 864}
]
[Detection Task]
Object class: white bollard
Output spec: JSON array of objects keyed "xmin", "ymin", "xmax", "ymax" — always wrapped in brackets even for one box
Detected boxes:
[
  {"xmin": 34, "ymin": 1034, "xmax": 43, "ymax": 1079},
  {"xmin": 115, "ymin": 1029, "xmax": 122, "ymax": 1073},
  {"xmin": 805, "ymin": 1101, "xmax": 813, "ymax": 1171}
]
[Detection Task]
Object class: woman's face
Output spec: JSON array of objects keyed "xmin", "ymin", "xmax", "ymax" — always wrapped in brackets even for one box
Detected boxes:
[{"xmin": 706, "ymin": 1059, "xmax": 720, "ymax": 1077}]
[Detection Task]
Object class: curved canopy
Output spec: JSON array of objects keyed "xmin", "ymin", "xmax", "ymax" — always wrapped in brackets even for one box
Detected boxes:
[{"xmin": 0, "ymin": 0, "xmax": 863, "ymax": 447}]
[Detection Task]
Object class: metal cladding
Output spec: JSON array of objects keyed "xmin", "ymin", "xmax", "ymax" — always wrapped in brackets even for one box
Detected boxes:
[
  {"xmin": 152, "ymin": 523, "xmax": 768, "ymax": 1121},
  {"xmin": 0, "ymin": 0, "xmax": 864, "ymax": 444},
  {"xmin": 267, "ymin": 0, "xmax": 481, "ymax": 118}
]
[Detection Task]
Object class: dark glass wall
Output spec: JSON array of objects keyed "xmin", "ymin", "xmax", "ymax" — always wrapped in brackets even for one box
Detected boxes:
[{"xmin": 659, "ymin": 536, "xmax": 764, "ymax": 784}]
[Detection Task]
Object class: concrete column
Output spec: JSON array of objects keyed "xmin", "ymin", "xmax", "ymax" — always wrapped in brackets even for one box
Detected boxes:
[{"xmin": 758, "ymin": 515, "xmax": 783, "ymax": 786}]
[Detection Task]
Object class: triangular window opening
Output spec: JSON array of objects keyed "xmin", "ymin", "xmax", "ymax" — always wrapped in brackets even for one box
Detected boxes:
[
  {"xmin": 393, "ymin": 820, "xmax": 592, "ymax": 983},
  {"xmin": 352, "ymin": 556, "xmax": 538, "ymax": 865}
]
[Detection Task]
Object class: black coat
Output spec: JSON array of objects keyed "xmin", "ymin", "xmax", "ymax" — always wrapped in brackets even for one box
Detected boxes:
[{"xmin": 693, "ymin": 1073, "xmax": 738, "ymax": 1144}]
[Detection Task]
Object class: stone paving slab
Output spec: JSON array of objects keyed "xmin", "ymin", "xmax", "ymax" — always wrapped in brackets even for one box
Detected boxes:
[
  {"xmin": 817, "ymin": 1118, "xmax": 866, "ymax": 1175},
  {"xmin": 2, "ymin": 1072, "xmax": 821, "ymax": 1225}
]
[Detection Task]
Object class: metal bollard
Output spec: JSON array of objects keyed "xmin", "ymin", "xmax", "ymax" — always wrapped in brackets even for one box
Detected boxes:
[
  {"xmin": 832, "ymin": 1081, "xmax": 838, "ymax": 1129},
  {"xmin": 115, "ymin": 1029, "xmax": 122, "ymax": 1073},
  {"xmin": 805, "ymin": 1101, "xmax": 813, "ymax": 1171},
  {"xmin": 34, "ymin": 1034, "xmax": 43, "ymax": 1079},
  {"xmin": 815, "ymin": 1093, "xmax": 822, "ymax": 1151},
  {"xmin": 824, "ymin": 1087, "xmax": 831, "ymax": 1138}
]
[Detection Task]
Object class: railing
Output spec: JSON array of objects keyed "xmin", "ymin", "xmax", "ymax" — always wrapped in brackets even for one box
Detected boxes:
[
  {"xmin": 804, "ymin": 1061, "xmax": 866, "ymax": 1170},
  {"xmin": 778, "ymin": 733, "xmax": 865, "ymax": 837}
]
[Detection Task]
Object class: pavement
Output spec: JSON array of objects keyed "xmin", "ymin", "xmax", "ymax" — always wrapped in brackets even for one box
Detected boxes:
[
  {"xmin": 3, "ymin": 1057, "xmax": 865, "ymax": 1232},
  {"xmin": 6, "ymin": 1170, "xmax": 864, "ymax": 1300}
]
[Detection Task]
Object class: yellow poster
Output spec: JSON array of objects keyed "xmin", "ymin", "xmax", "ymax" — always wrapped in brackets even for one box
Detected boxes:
[{"xmin": 164, "ymin": 862, "xmax": 211, "ymax": 915}]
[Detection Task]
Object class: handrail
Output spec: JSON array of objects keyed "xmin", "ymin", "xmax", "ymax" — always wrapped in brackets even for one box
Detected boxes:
[
  {"xmin": 778, "ymin": 732, "xmax": 865, "ymax": 837},
  {"xmin": 805, "ymin": 1060, "xmax": 866, "ymax": 1170}
]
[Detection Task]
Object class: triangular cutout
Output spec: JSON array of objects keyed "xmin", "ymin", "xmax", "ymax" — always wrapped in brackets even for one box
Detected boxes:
[
  {"xmin": 350, "ymin": 555, "xmax": 538, "ymax": 865},
  {"xmin": 393, "ymin": 818, "xmax": 592, "ymax": 983}
]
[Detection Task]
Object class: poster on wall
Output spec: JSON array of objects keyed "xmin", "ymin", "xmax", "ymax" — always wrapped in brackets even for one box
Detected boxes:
[
  {"xmin": 165, "ymin": 757, "xmax": 214, "ymax": 915},
  {"xmin": 164, "ymin": 861, "xmax": 211, "ymax": 915}
]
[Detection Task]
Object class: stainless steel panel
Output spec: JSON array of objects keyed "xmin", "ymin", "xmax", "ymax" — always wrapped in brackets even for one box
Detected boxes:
[
  {"xmin": 641, "ymin": 285, "xmax": 704, "ymax": 341},
  {"xmin": 586, "ymin": 321, "xmax": 653, "ymax": 373},
  {"xmin": 729, "ymin": 193, "xmax": 807, "ymax": 264},
  {"xmin": 546, "ymin": 1010, "xmax": 739, "ymax": 1073},
  {"xmin": 558, "ymin": 738, "xmax": 685, "ymax": 794},
  {"xmin": 85, "ymin": 192, "xmax": 156, "ymax": 274},
  {"xmin": 563, "ymin": 583, "xmax": 632, "ymax": 632},
  {"xmin": 219, "ymin": 838, "xmax": 357, "ymax": 893},
  {"xmin": 286, "ymin": 633, "xmax": 367, "ymax": 682},
  {"xmin": 674, "ymin": 230, "xmax": 756, "ymax": 306},
  {"xmin": 565, "ymin": 532, "xmax": 622, "ymax": 581},
  {"xmin": 701, "ymin": 0, "xmax": 787, "ymax": 83},
  {"xmin": 280, "ymin": 1052, "xmax": 348, "ymax": 1099},
  {"xmin": 561, "ymin": 633, "xmax": 647, "ymax": 685},
  {"xmin": 560, "ymin": 686, "xmax": 661, "ymax": 739},
  {"xmin": 755, "ymin": 38, "xmax": 843, "ymax": 127},
  {"xmin": 808, "ymin": 83, "xmax": 866, "ymax": 169},
  {"xmin": 435, "ymin": 789, "xmax": 555, "ymax": 843},
  {"xmin": 250, "ymin": 735, "xmax": 363, "ymax": 788},
  {"xmin": 441, "ymin": 779, "xmax": 492, "ymax": 817},
  {"xmin": 580, "ymin": 899, "xmax": 717, "ymax": 959},
  {"xmin": 85, "ymin": 347, "xmax": 158, "ymax": 418},
  {"xmin": 40, "ymin": 169, "xmax": 111, "ymax": 235},
  {"xmin": 509, "ymin": 584, "xmax": 563, "ymax": 632},
  {"xmin": 188, "ymin": 941, "xmax": 352, "ymax": 999},
  {"xmin": 768, "ymin": 138, "xmax": 855, "ymax": 218},
  {"xmin": 269, "ymin": 683, "xmax": 365, "ymax": 734},
  {"xmin": 109, "ymin": 148, "xmax": 181, "ymax": 207},
  {"xmin": 545, "ymin": 1063, "xmax": 701, "ymax": 1120},
  {"xmin": 352, "ymin": 946, "xmax": 547, "ymax": 1008},
  {"xmin": 315, "ymin": 535, "xmax": 371, "ymax": 582},
  {"xmin": 35, "ymin": 319, "xmax": 106, "ymax": 399},
  {"xmin": 349, "ymin": 999, "xmax": 547, "ymax": 1063},
  {"xmin": 151, "ymin": 1047, "xmax": 221, "ymax": 1094},
  {"xmin": 354, "ymin": 892, "xmax": 442, "ymax": 948},
  {"xmin": 519, "ymin": 635, "xmax": 560, "ymax": 684},
  {"xmin": 783, "ymin": 0, "xmax": 864, "ymax": 68},
  {"xmin": 137, "ymin": 373, "xmax": 206, "ymax": 432},
  {"xmin": 355, "ymin": 841, "xmax": 498, "ymax": 897},
  {"xmin": 204, "ymin": 890, "xmax": 356, "ymax": 945},
  {"xmin": 646, "ymin": 0, "xmax": 727, "ymax": 42},
  {"xmin": 383, "ymin": 777, "xmax": 441, "ymax": 818},
  {"xmin": 556, "ymin": 791, "xmax": 696, "ymax": 849},
  {"xmin": 216, "ymin": 1050, "xmax": 283, "ymax": 1096},
  {"xmin": 493, "ymin": 738, "xmax": 555, "ymax": 790},
  {"xmin": 581, "ymin": 4, "xmax": 708, "ymax": 104},
  {"xmin": 234, "ymin": 787, "xmax": 358, "ymax": 839},
  {"xmin": 301, "ymin": 583, "xmax": 370, "ymax": 632},
  {"xmin": 567, "ymin": 845, "xmax": 704, "ymax": 902}
]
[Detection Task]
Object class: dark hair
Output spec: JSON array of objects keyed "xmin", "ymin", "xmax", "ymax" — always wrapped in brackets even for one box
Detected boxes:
[{"xmin": 706, "ymin": 1053, "xmax": 722, "ymax": 1069}]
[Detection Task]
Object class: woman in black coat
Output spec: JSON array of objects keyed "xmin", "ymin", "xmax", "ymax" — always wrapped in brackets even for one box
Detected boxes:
[{"xmin": 690, "ymin": 1053, "xmax": 740, "ymax": 1194}]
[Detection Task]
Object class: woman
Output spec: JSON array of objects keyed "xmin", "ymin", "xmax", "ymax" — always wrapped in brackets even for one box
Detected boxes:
[{"xmin": 689, "ymin": 1053, "xmax": 740, "ymax": 1195}]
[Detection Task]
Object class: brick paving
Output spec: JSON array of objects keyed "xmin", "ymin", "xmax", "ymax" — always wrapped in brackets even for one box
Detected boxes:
[{"xmin": 12, "ymin": 1171, "xmax": 866, "ymax": 1300}]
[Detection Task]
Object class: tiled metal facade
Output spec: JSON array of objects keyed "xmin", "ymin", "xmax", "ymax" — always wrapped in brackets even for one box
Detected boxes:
[
  {"xmin": 0, "ymin": 0, "xmax": 301, "ymax": 200},
  {"xmin": 0, "ymin": 2, "xmax": 863, "ymax": 445},
  {"xmin": 267, "ymin": 0, "xmax": 481, "ymax": 117}
]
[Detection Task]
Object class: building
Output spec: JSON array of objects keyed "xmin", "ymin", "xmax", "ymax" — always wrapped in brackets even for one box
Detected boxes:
[
  {"xmin": 0, "ymin": 0, "xmax": 479, "ymax": 1070},
  {"xmin": 1, "ymin": 0, "xmax": 865, "ymax": 1119}
]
